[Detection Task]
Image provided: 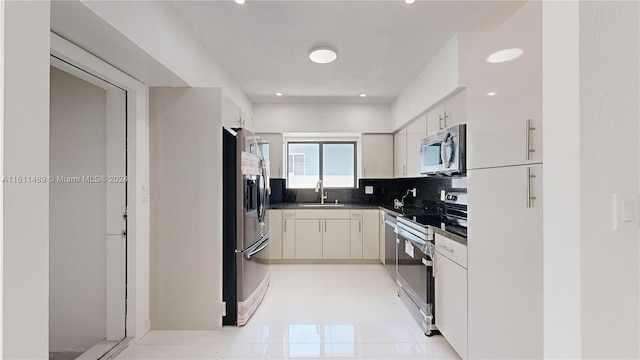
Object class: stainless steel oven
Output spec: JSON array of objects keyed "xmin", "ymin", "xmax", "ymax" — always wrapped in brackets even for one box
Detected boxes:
[{"xmin": 395, "ymin": 217, "xmax": 437, "ymax": 336}]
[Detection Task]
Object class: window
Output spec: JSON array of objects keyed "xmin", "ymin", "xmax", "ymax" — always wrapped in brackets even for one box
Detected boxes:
[{"xmin": 287, "ymin": 141, "xmax": 356, "ymax": 188}]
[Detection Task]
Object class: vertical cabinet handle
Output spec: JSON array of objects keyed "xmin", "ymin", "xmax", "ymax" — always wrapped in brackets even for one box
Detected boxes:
[
  {"xmin": 438, "ymin": 114, "xmax": 443, "ymax": 130},
  {"xmin": 284, "ymin": 220, "xmax": 286, "ymax": 232},
  {"xmin": 526, "ymin": 119, "xmax": 536, "ymax": 161},
  {"xmin": 443, "ymin": 112, "xmax": 449, "ymax": 128},
  {"xmin": 527, "ymin": 167, "xmax": 537, "ymax": 208},
  {"xmin": 433, "ymin": 252, "xmax": 437, "ymax": 277},
  {"xmin": 359, "ymin": 220, "xmax": 361, "ymax": 233}
]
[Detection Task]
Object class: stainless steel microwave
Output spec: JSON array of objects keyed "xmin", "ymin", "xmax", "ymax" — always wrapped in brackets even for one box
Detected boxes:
[{"xmin": 420, "ymin": 124, "xmax": 466, "ymax": 175}]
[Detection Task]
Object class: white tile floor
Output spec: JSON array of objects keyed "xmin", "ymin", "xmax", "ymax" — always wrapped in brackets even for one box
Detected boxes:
[{"xmin": 117, "ymin": 264, "xmax": 459, "ymax": 359}]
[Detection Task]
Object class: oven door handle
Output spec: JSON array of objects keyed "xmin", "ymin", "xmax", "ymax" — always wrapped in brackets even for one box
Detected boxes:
[{"xmin": 395, "ymin": 227, "xmax": 427, "ymax": 247}]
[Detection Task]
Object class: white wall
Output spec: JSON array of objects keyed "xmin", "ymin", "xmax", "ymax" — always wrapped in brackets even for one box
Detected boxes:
[
  {"xmin": 542, "ymin": 2, "xmax": 582, "ymax": 358},
  {"xmin": 81, "ymin": 1, "xmax": 252, "ymax": 116},
  {"xmin": 579, "ymin": 2, "xmax": 639, "ymax": 358},
  {"xmin": 149, "ymin": 88, "xmax": 223, "ymax": 330},
  {"xmin": 253, "ymin": 103, "xmax": 392, "ymax": 133},
  {"xmin": 49, "ymin": 67, "xmax": 108, "ymax": 352},
  {"xmin": 0, "ymin": 0, "xmax": 5, "ymax": 355},
  {"xmin": 390, "ymin": 35, "xmax": 460, "ymax": 131},
  {"xmin": 3, "ymin": 1, "xmax": 50, "ymax": 358}
]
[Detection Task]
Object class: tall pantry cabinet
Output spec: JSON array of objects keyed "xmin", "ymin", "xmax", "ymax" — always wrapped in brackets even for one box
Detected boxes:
[{"xmin": 463, "ymin": 2, "xmax": 543, "ymax": 359}]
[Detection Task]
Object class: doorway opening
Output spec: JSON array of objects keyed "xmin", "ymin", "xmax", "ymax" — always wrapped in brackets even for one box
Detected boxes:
[{"xmin": 49, "ymin": 56, "xmax": 127, "ymax": 359}]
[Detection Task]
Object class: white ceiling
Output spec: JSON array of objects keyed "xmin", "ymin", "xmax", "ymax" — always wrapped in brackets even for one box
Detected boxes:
[{"xmin": 170, "ymin": 1, "xmax": 523, "ymax": 104}]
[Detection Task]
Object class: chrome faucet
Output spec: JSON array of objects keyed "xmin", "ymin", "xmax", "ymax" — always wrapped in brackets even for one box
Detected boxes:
[{"xmin": 315, "ymin": 180, "xmax": 328, "ymax": 204}]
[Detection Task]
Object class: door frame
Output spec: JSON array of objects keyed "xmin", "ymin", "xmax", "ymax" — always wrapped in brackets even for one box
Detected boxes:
[{"xmin": 50, "ymin": 32, "xmax": 151, "ymax": 341}]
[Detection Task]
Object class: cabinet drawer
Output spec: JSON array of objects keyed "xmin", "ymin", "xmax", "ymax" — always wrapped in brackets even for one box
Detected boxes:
[
  {"xmin": 296, "ymin": 209, "xmax": 350, "ymax": 219},
  {"xmin": 283, "ymin": 210, "xmax": 296, "ymax": 219},
  {"xmin": 350, "ymin": 210, "xmax": 363, "ymax": 219},
  {"xmin": 435, "ymin": 233, "xmax": 467, "ymax": 268}
]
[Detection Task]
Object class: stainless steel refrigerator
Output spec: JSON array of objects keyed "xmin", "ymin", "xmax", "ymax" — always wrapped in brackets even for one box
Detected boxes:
[{"xmin": 223, "ymin": 127, "xmax": 270, "ymax": 326}]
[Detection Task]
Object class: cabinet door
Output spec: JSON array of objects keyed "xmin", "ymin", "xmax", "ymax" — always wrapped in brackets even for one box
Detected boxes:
[
  {"xmin": 323, "ymin": 219, "xmax": 351, "ymax": 260},
  {"xmin": 467, "ymin": 164, "xmax": 542, "ymax": 359},
  {"xmin": 427, "ymin": 103, "xmax": 445, "ymax": 136},
  {"xmin": 361, "ymin": 134, "xmax": 394, "ymax": 178},
  {"xmin": 362, "ymin": 210, "xmax": 380, "ymax": 260},
  {"xmin": 256, "ymin": 133, "xmax": 283, "ymax": 178},
  {"xmin": 435, "ymin": 252, "xmax": 467, "ymax": 359},
  {"xmin": 443, "ymin": 90, "xmax": 466, "ymax": 128},
  {"xmin": 295, "ymin": 219, "xmax": 323, "ymax": 259},
  {"xmin": 349, "ymin": 219, "xmax": 363, "ymax": 259},
  {"xmin": 461, "ymin": 3, "xmax": 542, "ymax": 169},
  {"xmin": 282, "ymin": 218, "xmax": 296, "ymax": 259},
  {"xmin": 405, "ymin": 115, "xmax": 427, "ymax": 177},
  {"xmin": 268, "ymin": 210, "xmax": 283, "ymax": 260},
  {"xmin": 393, "ymin": 128, "xmax": 407, "ymax": 178}
]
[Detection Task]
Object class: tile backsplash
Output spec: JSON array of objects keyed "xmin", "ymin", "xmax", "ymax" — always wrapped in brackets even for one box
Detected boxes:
[{"xmin": 270, "ymin": 176, "xmax": 467, "ymax": 215}]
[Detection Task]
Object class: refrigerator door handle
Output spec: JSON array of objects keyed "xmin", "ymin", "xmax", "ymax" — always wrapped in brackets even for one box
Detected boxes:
[
  {"xmin": 236, "ymin": 234, "xmax": 270, "ymax": 258},
  {"xmin": 246, "ymin": 236, "xmax": 270, "ymax": 259}
]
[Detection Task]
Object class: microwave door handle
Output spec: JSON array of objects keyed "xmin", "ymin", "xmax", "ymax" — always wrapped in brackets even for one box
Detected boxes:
[{"xmin": 440, "ymin": 140, "xmax": 450, "ymax": 168}]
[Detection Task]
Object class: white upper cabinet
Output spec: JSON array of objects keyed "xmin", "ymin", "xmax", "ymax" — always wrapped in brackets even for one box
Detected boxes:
[
  {"xmin": 426, "ymin": 102, "xmax": 446, "ymax": 136},
  {"xmin": 443, "ymin": 90, "xmax": 467, "ymax": 129},
  {"xmin": 393, "ymin": 128, "xmax": 407, "ymax": 178},
  {"xmin": 460, "ymin": 2, "xmax": 542, "ymax": 169},
  {"xmin": 361, "ymin": 134, "xmax": 394, "ymax": 178},
  {"xmin": 256, "ymin": 133, "xmax": 284, "ymax": 178},
  {"xmin": 405, "ymin": 115, "xmax": 427, "ymax": 177}
]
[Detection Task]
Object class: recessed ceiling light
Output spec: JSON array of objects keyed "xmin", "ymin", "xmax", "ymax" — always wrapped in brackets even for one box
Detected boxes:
[
  {"xmin": 359, "ymin": 93, "xmax": 367, "ymax": 97},
  {"xmin": 276, "ymin": 92, "xmax": 283, "ymax": 96},
  {"xmin": 405, "ymin": 0, "xmax": 416, "ymax": 3},
  {"xmin": 487, "ymin": 92, "xmax": 497, "ymax": 96},
  {"xmin": 234, "ymin": 0, "xmax": 245, "ymax": 4},
  {"xmin": 486, "ymin": 48, "xmax": 524, "ymax": 63},
  {"xmin": 309, "ymin": 46, "xmax": 337, "ymax": 64}
]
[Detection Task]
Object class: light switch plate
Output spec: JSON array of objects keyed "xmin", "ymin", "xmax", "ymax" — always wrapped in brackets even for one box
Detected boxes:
[
  {"xmin": 613, "ymin": 193, "xmax": 639, "ymax": 231},
  {"xmin": 365, "ymin": 185, "xmax": 374, "ymax": 195}
]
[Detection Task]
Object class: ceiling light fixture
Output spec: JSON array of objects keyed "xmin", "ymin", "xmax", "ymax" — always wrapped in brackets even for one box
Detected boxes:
[
  {"xmin": 487, "ymin": 92, "xmax": 497, "ymax": 96},
  {"xmin": 276, "ymin": 92, "xmax": 283, "ymax": 96},
  {"xmin": 486, "ymin": 48, "xmax": 524, "ymax": 63},
  {"xmin": 309, "ymin": 46, "xmax": 338, "ymax": 64},
  {"xmin": 234, "ymin": 0, "xmax": 245, "ymax": 4},
  {"xmin": 359, "ymin": 93, "xmax": 367, "ymax": 97},
  {"xmin": 405, "ymin": 0, "xmax": 416, "ymax": 4}
]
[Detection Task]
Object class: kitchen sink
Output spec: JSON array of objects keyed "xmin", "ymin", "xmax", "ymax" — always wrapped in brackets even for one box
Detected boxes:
[{"xmin": 298, "ymin": 203, "xmax": 345, "ymax": 207}]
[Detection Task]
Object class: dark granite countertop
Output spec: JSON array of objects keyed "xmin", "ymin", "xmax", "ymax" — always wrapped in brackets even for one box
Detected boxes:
[{"xmin": 269, "ymin": 202, "xmax": 380, "ymax": 210}]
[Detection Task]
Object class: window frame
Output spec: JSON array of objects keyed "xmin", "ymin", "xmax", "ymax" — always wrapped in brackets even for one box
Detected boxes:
[{"xmin": 286, "ymin": 141, "xmax": 358, "ymax": 189}]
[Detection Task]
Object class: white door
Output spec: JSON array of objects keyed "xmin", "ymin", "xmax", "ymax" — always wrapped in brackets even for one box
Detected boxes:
[
  {"xmin": 467, "ymin": 164, "xmax": 542, "ymax": 359},
  {"xmin": 49, "ymin": 60, "xmax": 127, "ymax": 354}
]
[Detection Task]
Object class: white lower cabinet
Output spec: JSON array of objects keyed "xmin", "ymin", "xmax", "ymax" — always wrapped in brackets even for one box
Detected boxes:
[
  {"xmin": 350, "ymin": 219, "xmax": 363, "ymax": 260},
  {"xmin": 294, "ymin": 219, "xmax": 323, "ymax": 259},
  {"xmin": 434, "ymin": 234, "xmax": 467, "ymax": 359},
  {"xmin": 467, "ymin": 164, "xmax": 542, "ymax": 359},
  {"xmin": 378, "ymin": 211, "xmax": 385, "ymax": 264},
  {"xmin": 268, "ymin": 210, "xmax": 283, "ymax": 260},
  {"xmin": 323, "ymin": 219, "xmax": 351, "ymax": 259},
  {"xmin": 362, "ymin": 210, "xmax": 380, "ymax": 259},
  {"xmin": 273, "ymin": 209, "xmax": 381, "ymax": 261},
  {"xmin": 282, "ymin": 211, "xmax": 296, "ymax": 259}
]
